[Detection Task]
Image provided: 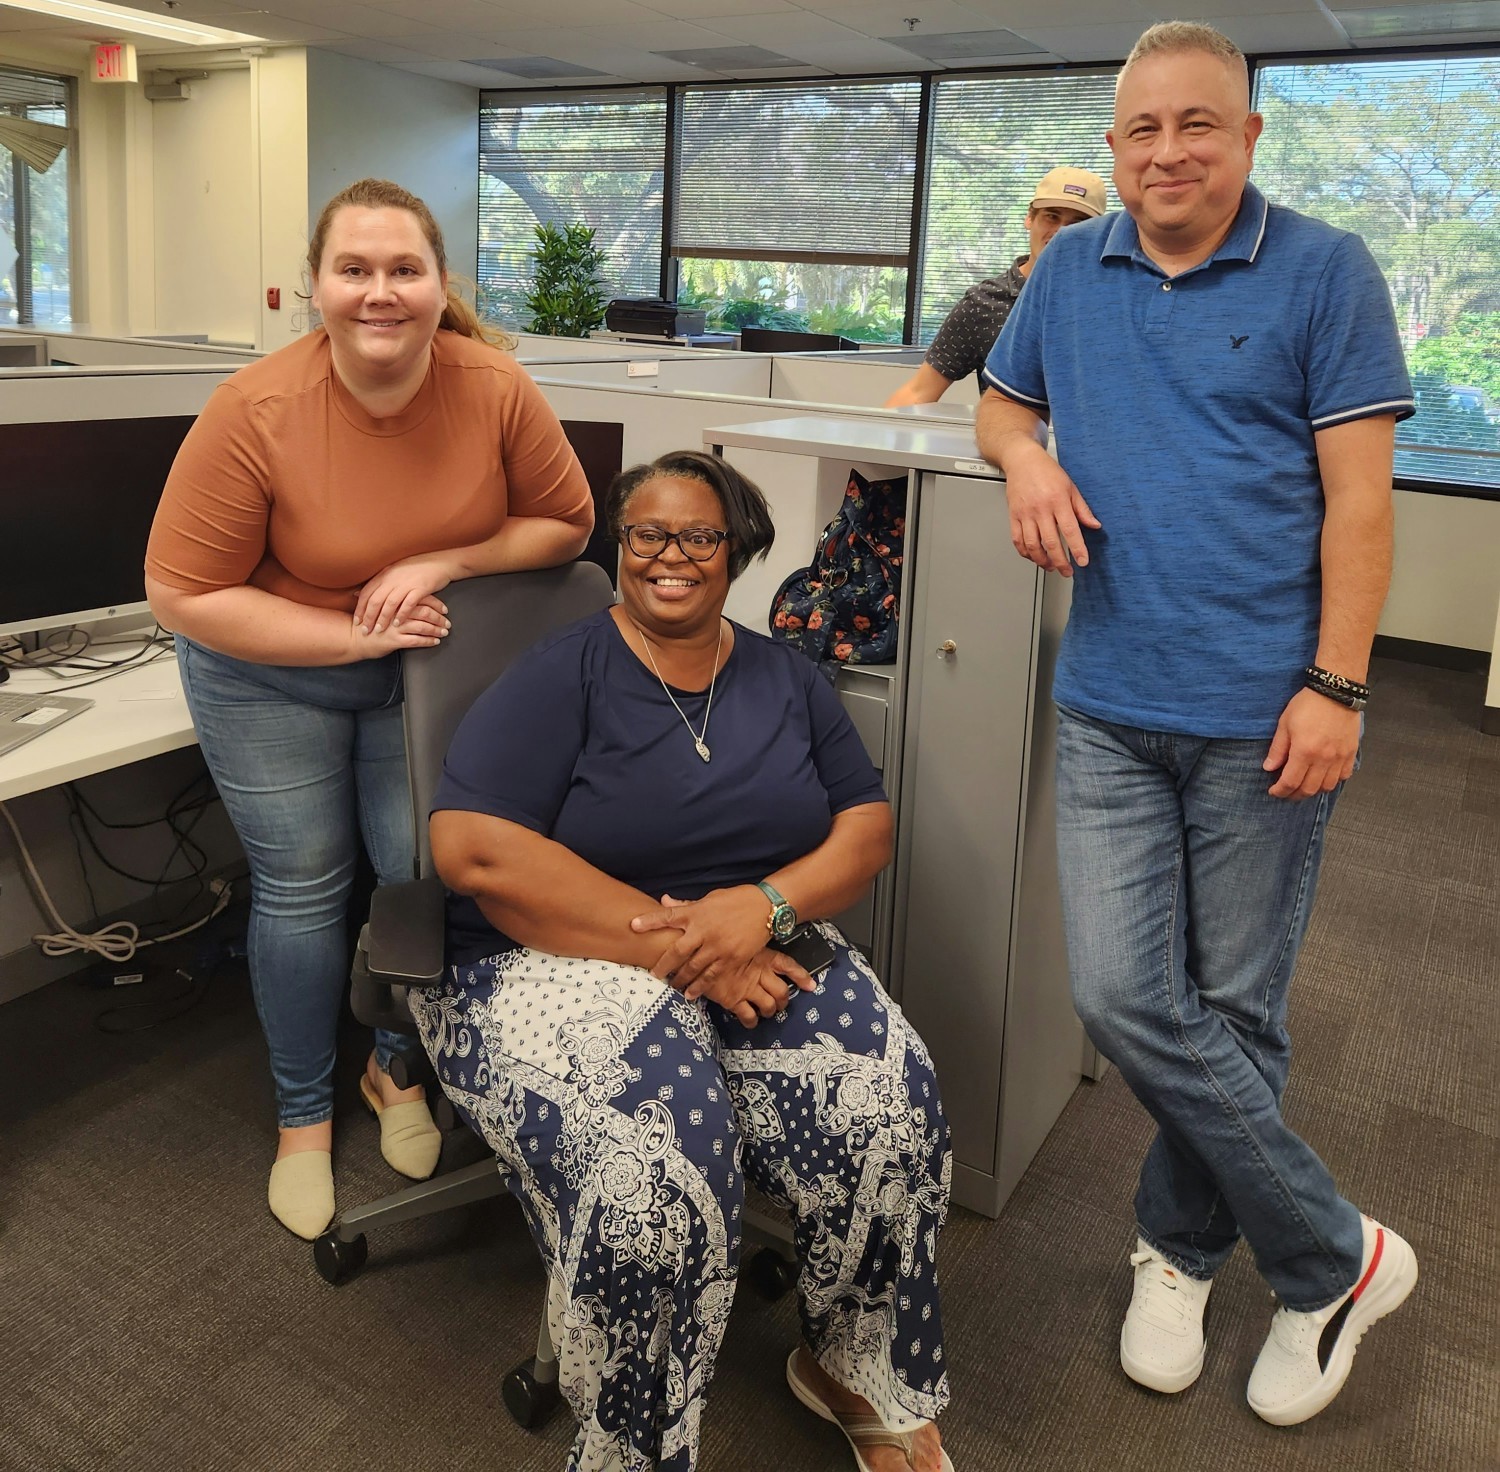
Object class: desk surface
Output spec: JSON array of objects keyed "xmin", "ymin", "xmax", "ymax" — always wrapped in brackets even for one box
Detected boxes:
[{"xmin": 0, "ymin": 656, "xmax": 195, "ymax": 802}]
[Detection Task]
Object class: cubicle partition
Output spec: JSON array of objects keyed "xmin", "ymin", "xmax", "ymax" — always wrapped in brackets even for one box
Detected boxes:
[
  {"xmin": 768, "ymin": 353, "xmax": 981, "ymax": 411},
  {"xmin": 0, "ymin": 325, "xmax": 262, "ymax": 368}
]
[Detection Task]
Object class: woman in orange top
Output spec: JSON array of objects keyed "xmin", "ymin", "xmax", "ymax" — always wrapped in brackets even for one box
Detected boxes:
[{"xmin": 145, "ymin": 178, "xmax": 594, "ymax": 1240}]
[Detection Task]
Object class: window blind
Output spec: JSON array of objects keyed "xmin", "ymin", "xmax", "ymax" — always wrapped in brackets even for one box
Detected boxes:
[
  {"xmin": 1253, "ymin": 54, "xmax": 1500, "ymax": 489},
  {"xmin": 673, "ymin": 79, "xmax": 921, "ymax": 266},
  {"xmin": 0, "ymin": 66, "xmax": 68, "ymax": 111},
  {"xmin": 919, "ymin": 71, "xmax": 1117, "ymax": 344},
  {"xmin": 478, "ymin": 89, "xmax": 667, "ymax": 309}
]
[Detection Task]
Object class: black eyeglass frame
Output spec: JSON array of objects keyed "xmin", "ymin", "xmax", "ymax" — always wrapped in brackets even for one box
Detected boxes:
[{"xmin": 620, "ymin": 525, "xmax": 731, "ymax": 562}]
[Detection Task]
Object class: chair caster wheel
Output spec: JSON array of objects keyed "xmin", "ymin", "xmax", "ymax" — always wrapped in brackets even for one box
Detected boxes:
[
  {"xmin": 313, "ymin": 1230, "xmax": 368, "ymax": 1285},
  {"xmin": 502, "ymin": 1358, "xmax": 561, "ymax": 1429},
  {"xmin": 748, "ymin": 1245, "xmax": 797, "ymax": 1301}
]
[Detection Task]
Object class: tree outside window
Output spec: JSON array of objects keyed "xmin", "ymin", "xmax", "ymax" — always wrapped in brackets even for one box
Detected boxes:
[{"xmin": 1253, "ymin": 55, "xmax": 1500, "ymax": 487}]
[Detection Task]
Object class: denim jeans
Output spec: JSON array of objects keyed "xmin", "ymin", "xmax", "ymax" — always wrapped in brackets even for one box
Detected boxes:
[
  {"xmin": 176, "ymin": 636, "xmax": 415, "ymax": 1128},
  {"xmin": 1054, "ymin": 704, "xmax": 1364, "ymax": 1310}
]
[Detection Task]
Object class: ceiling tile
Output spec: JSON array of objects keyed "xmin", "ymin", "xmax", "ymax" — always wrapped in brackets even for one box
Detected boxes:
[
  {"xmin": 960, "ymin": 0, "xmax": 1161, "ymax": 26},
  {"xmin": 394, "ymin": 57, "xmax": 521, "ymax": 83},
  {"xmin": 360, "ymin": 0, "xmax": 516, "ymax": 26},
  {"xmin": 209, "ymin": 11, "xmax": 360, "ymax": 42},
  {"xmin": 479, "ymin": 0, "xmax": 674, "ymax": 23},
  {"xmin": 321, "ymin": 35, "xmax": 442, "ymax": 61},
  {"xmin": 1006, "ymin": 20, "xmax": 1165, "ymax": 59},
  {"xmin": 637, "ymin": 0, "xmax": 799, "ymax": 14},
  {"xmin": 797, "ymin": 0, "xmax": 1003, "ymax": 35},
  {"xmin": 766, "ymin": 34, "xmax": 973, "ymax": 68},
  {"xmin": 142, "ymin": 0, "xmax": 265, "ymax": 15},
  {"xmin": 391, "ymin": 31, "xmax": 521, "ymax": 57},
  {"xmin": 1200, "ymin": 10, "xmax": 1353, "ymax": 50},
  {"xmin": 555, "ymin": 19, "xmax": 747, "ymax": 47}
]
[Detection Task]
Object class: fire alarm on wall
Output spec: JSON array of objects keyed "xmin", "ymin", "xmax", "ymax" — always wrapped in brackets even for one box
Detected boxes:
[{"xmin": 266, "ymin": 286, "xmax": 280, "ymax": 310}]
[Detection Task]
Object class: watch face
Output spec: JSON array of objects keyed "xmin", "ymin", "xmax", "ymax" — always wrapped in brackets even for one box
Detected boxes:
[{"xmin": 771, "ymin": 906, "xmax": 797, "ymax": 940}]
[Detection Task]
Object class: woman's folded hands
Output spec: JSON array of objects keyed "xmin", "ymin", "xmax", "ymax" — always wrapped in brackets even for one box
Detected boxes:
[{"xmin": 633, "ymin": 889, "xmax": 816, "ymax": 1027}]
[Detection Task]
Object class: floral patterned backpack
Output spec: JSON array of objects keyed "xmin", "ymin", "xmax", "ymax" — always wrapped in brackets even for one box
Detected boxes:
[{"xmin": 769, "ymin": 469, "xmax": 908, "ymax": 677}]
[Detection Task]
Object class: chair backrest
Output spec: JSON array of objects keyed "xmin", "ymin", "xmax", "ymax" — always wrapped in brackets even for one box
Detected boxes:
[{"xmin": 401, "ymin": 562, "xmax": 615, "ymax": 874}]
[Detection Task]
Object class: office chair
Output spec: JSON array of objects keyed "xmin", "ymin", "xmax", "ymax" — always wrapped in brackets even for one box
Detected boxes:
[
  {"xmin": 313, "ymin": 562, "xmax": 614, "ymax": 1427},
  {"xmin": 311, "ymin": 562, "xmax": 798, "ymax": 1430}
]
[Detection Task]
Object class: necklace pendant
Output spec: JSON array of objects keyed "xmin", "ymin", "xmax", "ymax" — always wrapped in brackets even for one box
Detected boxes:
[{"xmin": 695, "ymin": 738, "xmax": 711, "ymax": 762}]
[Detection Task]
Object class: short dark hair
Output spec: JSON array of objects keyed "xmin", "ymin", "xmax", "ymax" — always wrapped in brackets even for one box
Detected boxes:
[{"xmin": 605, "ymin": 450, "xmax": 775, "ymax": 582}]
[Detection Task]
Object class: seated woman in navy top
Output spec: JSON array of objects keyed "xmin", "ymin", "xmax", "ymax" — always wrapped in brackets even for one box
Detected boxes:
[{"xmin": 411, "ymin": 451, "xmax": 954, "ymax": 1472}]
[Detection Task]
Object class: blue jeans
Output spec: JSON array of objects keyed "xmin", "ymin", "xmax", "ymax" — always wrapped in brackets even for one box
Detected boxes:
[
  {"xmin": 176, "ymin": 636, "xmax": 415, "ymax": 1128},
  {"xmin": 1055, "ymin": 705, "xmax": 1364, "ymax": 1310}
]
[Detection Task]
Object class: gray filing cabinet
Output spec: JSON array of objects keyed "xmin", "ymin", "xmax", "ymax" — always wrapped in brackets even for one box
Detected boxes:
[{"xmin": 706, "ymin": 416, "xmax": 1082, "ymax": 1218}]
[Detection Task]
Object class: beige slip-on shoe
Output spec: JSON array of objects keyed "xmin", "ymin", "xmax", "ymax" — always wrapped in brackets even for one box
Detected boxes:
[
  {"xmin": 268, "ymin": 1151, "xmax": 334, "ymax": 1240},
  {"xmin": 359, "ymin": 1072, "xmax": 442, "ymax": 1180}
]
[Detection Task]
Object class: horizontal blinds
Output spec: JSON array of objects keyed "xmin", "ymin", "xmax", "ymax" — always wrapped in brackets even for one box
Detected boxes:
[
  {"xmin": 674, "ymin": 80, "xmax": 920, "ymax": 264},
  {"xmin": 920, "ymin": 71, "xmax": 1116, "ymax": 344},
  {"xmin": 478, "ymin": 90, "xmax": 667, "ymax": 305},
  {"xmin": 1253, "ymin": 56, "xmax": 1500, "ymax": 485},
  {"xmin": 0, "ymin": 66, "xmax": 68, "ymax": 111}
]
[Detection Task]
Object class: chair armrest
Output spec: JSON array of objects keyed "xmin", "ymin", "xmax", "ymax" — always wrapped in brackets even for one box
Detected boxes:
[{"xmin": 366, "ymin": 876, "xmax": 446, "ymax": 985}]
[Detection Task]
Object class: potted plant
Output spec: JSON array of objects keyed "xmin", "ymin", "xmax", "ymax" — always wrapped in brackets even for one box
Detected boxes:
[{"xmin": 523, "ymin": 222, "xmax": 609, "ymax": 338}]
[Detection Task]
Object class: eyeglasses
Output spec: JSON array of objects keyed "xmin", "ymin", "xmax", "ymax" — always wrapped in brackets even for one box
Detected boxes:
[{"xmin": 621, "ymin": 525, "xmax": 729, "ymax": 561}]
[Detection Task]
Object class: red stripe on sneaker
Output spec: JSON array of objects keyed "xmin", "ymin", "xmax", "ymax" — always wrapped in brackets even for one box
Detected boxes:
[{"xmin": 1351, "ymin": 1227, "xmax": 1384, "ymax": 1302}]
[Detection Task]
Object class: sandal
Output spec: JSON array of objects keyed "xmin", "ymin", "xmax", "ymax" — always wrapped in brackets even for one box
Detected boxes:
[{"xmin": 785, "ymin": 1349, "xmax": 954, "ymax": 1472}]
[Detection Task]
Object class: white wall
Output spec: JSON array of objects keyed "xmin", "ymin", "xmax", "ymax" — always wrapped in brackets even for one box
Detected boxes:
[
  {"xmin": 1381, "ymin": 491, "xmax": 1500, "ymax": 654},
  {"xmin": 305, "ymin": 50, "xmax": 478, "ymax": 286},
  {"xmin": 151, "ymin": 69, "xmax": 256, "ymax": 344},
  {"xmin": 252, "ymin": 49, "xmax": 310, "ymax": 351}
]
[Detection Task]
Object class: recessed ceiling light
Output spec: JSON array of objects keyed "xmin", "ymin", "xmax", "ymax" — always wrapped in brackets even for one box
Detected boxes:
[{"xmin": 1, "ymin": 0, "xmax": 269, "ymax": 46}]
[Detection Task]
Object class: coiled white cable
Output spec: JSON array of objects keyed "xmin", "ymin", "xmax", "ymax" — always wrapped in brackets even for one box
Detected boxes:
[{"xmin": 0, "ymin": 800, "xmax": 232, "ymax": 961}]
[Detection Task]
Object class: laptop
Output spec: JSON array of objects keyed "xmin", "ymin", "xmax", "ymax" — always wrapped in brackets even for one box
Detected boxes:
[{"xmin": 0, "ymin": 688, "xmax": 96, "ymax": 759}]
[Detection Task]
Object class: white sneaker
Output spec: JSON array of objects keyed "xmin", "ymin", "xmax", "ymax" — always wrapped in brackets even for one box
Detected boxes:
[
  {"xmin": 1120, "ymin": 1237, "xmax": 1214, "ymax": 1393},
  {"xmin": 1247, "ymin": 1215, "xmax": 1418, "ymax": 1426}
]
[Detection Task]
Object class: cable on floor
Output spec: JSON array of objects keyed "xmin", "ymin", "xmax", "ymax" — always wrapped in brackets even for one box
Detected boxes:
[{"xmin": 0, "ymin": 800, "xmax": 232, "ymax": 961}]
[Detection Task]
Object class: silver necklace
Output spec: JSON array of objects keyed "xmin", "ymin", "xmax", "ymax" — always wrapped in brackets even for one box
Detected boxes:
[{"xmin": 635, "ymin": 619, "xmax": 724, "ymax": 763}]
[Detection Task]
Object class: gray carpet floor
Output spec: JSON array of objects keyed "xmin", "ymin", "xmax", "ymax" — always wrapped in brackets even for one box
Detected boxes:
[{"xmin": 2, "ymin": 656, "xmax": 1495, "ymax": 1472}]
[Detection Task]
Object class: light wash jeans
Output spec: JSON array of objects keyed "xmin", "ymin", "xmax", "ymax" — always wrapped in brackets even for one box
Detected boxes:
[
  {"xmin": 176, "ymin": 636, "xmax": 415, "ymax": 1128},
  {"xmin": 1055, "ymin": 704, "xmax": 1364, "ymax": 1310}
]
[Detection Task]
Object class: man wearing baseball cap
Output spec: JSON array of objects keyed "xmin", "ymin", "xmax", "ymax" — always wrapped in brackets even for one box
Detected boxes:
[{"xmin": 886, "ymin": 166, "xmax": 1107, "ymax": 407}]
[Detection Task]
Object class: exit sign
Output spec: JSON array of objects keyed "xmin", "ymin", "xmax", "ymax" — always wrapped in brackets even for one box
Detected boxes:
[{"xmin": 92, "ymin": 43, "xmax": 138, "ymax": 83}]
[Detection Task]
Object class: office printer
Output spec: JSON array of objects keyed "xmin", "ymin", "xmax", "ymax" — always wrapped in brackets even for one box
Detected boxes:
[{"xmin": 604, "ymin": 298, "xmax": 708, "ymax": 339}]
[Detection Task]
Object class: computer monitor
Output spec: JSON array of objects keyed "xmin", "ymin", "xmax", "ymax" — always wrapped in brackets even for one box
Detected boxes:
[
  {"xmin": 0, "ymin": 415, "xmax": 196, "ymax": 638},
  {"xmin": 738, "ymin": 327, "xmax": 861, "ymax": 354}
]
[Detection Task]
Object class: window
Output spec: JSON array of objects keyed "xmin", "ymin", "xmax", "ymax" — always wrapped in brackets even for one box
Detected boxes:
[
  {"xmin": 920, "ymin": 71, "xmax": 1117, "ymax": 346},
  {"xmin": 674, "ymin": 80, "xmax": 921, "ymax": 342},
  {"xmin": 1253, "ymin": 54, "xmax": 1500, "ymax": 491},
  {"xmin": 478, "ymin": 89, "xmax": 667, "ymax": 326},
  {"xmin": 0, "ymin": 65, "xmax": 72, "ymax": 327}
]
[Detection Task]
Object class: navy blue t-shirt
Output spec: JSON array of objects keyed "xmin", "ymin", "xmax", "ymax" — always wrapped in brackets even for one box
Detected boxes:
[{"xmin": 434, "ymin": 609, "xmax": 888, "ymax": 963}]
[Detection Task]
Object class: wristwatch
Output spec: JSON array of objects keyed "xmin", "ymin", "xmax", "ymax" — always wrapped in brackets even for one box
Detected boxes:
[{"xmin": 756, "ymin": 881, "xmax": 798, "ymax": 941}]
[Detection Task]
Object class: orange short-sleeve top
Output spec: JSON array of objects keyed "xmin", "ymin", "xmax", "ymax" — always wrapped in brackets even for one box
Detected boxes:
[{"xmin": 145, "ymin": 329, "xmax": 593, "ymax": 611}]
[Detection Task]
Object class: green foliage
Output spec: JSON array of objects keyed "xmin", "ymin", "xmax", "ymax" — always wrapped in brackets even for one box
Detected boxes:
[
  {"xmin": 711, "ymin": 299, "xmax": 809, "ymax": 331},
  {"xmin": 523, "ymin": 221, "xmax": 609, "ymax": 338},
  {"xmin": 808, "ymin": 302, "xmax": 903, "ymax": 344},
  {"xmin": 1408, "ymin": 313, "xmax": 1500, "ymax": 402}
]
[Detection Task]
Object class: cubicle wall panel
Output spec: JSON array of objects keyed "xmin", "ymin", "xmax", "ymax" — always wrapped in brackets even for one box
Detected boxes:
[
  {"xmin": 896, "ymin": 471, "xmax": 1040, "ymax": 1187},
  {"xmin": 0, "ymin": 369, "xmax": 234, "ymax": 424}
]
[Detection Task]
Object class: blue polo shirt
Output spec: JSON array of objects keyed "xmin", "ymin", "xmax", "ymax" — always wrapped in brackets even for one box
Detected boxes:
[{"xmin": 983, "ymin": 182, "xmax": 1413, "ymax": 737}]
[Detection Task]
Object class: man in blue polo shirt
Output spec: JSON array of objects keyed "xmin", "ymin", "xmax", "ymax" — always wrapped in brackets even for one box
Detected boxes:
[{"xmin": 976, "ymin": 21, "xmax": 1419, "ymax": 1427}]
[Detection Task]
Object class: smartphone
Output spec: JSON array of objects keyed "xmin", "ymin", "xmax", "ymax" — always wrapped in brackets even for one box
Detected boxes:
[{"xmin": 772, "ymin": 923, "xmax": 838, "ymax": 977}]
